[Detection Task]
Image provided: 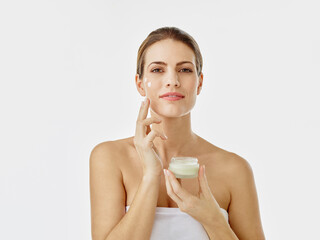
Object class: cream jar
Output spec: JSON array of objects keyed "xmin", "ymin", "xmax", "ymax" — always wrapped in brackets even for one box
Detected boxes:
[{"xmin": 168, "ymin": 157, "xmax": 199, "ymax": 179}]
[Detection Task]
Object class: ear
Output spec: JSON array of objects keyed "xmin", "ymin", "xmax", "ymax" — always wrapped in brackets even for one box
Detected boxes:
[
  {"xmin": 135, "ymin": 73, "xmax": 146, "ymax": 97},
  {"xmin": 197, "ymin": 72, "xmax": 203, "ymax": 95}
]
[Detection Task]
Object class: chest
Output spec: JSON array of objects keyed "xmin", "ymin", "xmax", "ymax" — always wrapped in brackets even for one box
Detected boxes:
[{"xmin": 120, "ymin": 150, "xmax": 230, "ymax": 210}]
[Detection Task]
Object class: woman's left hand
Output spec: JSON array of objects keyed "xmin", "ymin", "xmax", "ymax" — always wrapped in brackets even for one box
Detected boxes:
[{"xmin": 163, "ymin": 165, "xmax": 225, "ymax": 225}]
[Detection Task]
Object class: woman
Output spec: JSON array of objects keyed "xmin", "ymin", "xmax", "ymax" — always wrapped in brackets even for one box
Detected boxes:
[{"xmin": 90, "ymin": 26, "xmax": 265, "ymax": 240}]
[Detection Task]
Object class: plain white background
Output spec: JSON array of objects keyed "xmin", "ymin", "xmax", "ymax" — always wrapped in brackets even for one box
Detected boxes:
[{"xmin": 0, "ymin": 0, "xmax": 319, "ymax": 239}]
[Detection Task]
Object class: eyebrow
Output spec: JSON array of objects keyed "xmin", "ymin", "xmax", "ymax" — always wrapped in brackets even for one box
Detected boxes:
[{"xmin": 147, "ymin": 61, "xmax": 194, "ymax": 68}]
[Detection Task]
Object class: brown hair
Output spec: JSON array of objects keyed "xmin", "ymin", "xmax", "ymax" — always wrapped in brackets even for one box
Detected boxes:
[{"xmin": 136, "ymin": 26, "xmax": 203, "ymax": 79}]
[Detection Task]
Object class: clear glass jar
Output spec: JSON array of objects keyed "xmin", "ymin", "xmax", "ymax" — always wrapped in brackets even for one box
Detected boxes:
[{"xmin": 168, "ymin": 157, "xmax": 199, "ymax": 179}]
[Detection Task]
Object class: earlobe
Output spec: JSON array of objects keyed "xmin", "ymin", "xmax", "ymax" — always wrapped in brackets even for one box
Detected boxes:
[
  {"xmin": 197, "ymin": 86, "xmax": 202, "ymax": 95},
  {"xmin": 197, "ymin": 83, "xmax": 203, "ymax": 95}
]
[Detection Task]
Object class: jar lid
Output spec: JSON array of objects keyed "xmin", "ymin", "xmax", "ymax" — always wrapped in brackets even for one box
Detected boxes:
[{"xmin": 170, "ymin": 157, "xmax": 198, "ymax": 164}]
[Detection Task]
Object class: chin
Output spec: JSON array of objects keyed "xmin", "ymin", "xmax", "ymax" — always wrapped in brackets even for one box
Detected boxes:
[{"xmin": 150, "ymin": 107, "xmax": 191, "ymax": 118}]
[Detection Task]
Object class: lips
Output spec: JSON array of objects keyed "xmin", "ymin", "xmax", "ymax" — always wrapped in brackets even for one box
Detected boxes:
[{"xmin": 159, "ymin": 92, "xmax": 185, "ymax": 98}]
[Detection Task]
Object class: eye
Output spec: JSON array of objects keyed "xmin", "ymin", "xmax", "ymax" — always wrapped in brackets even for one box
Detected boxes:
[
  {"xmin": 180, "ymin": 68, "xmax": 192, "ymax": 73},
  {"xmin": 151, "ymin": 68, "xmax": 163, "ymax": 73}
]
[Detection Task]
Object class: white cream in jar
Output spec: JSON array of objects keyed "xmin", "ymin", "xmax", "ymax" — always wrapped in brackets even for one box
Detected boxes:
[{"xmin": 168, "ymin": 157, "xmax": 199, "ymax": 179}]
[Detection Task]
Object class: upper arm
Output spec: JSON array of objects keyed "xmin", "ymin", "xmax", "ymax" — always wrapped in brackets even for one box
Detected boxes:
[
  {"xmin": 89, "ymin": 141, "xmax": 126, "ymax": 240},
  {"xmin": 227, "ymin": 153, "xmax": 265, "ymax": 240}
]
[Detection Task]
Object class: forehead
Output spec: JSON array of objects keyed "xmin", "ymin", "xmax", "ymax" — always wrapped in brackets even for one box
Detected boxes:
[{"xmin": 144, "ymin": 39, "xmax": 195, "ymax": 65}]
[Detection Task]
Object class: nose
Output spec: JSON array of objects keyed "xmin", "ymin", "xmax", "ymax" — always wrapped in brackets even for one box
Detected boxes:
[{"xmin": 165, "ymin": 70, "xmax": 180, "ymax": 87}]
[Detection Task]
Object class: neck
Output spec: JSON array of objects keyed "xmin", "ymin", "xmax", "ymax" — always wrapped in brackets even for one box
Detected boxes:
[{"xmin": 150, "ymin": 111, "xmax": 198, "ymax": 162}]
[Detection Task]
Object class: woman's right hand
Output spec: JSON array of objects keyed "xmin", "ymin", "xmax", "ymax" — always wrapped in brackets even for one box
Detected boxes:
[{"xmin": 134, "ymin": 97, "xmax": 167, "ymax": 177}]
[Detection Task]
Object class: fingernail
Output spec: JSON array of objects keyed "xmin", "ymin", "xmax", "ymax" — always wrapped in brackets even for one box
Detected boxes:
[{"xmin": 163, "ymin": 169, "xmax": 167, "ymax": 176}]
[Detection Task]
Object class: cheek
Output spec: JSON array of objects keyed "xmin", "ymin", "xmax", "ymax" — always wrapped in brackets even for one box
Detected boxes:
[
  {"xmin": 144, "ymin": 77, "xmax": 152, "ymax": 88},
  {"xmin": 189, "ymin": 81, "xmax": 199, "ymax": 92}
]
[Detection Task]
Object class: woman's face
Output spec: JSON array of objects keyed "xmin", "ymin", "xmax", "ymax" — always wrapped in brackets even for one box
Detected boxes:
[{"xmin": 137, "ymin": 38, "xmax": 203, "ymax": 118}]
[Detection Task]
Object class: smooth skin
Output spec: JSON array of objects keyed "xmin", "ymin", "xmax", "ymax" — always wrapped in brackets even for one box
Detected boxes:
[{"xmin": 90, "ymin": 39, "xmax": 265, "ymax": 239}]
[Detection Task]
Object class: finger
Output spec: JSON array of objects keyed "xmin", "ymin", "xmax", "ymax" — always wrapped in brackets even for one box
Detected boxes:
[
  {"xmin": 141, "ymin": 117, "xmax": 161, "ymax": 137},
  {"xmin": 166, "ymin": 169, "xmax": 191, "ymax": 200},
  {"xmin": 143, "ymin": 116, "xmax": 162, "ymax": 126},
  {"xmin": 137, "ymin": 97, "xmax": 149, "ymax": 121},
  {"xmin": 164, "ymin": 169, "xmax": 183, "ymax": 205},
  {"xmin": 136, "ymin": 104, "xmax": 160, "ymax": 138},
  {"xmin": 198, "ymin": 165, "xmax": 212, "ymax": 198},
  {"xmin": 153, "ymin": 145, "xmax": 160, "ymax": 157},
  {"xmin": 145, "ymin": 129, "xmax": 167, "ymax": 144},
  {"xmin": 135, "ymin": 99, "xmax": 150, "ymax": 138},
  {"xmin": 144, "ymin": 117, "xmax": 167, "ymax": 139}
]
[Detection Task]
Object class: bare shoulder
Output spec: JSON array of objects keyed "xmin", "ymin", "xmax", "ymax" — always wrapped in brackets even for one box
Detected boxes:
[
  {"xmin": 89, "ymin": 136, "xmax": 136, "ymax": 182},
  {"xmin": 198, "ymin": 136, "xmax": 251, "ymax": 174},
  {"xmin": 198, "ymin": 137, "xmax": 265, "ymax": 239},
  {"xmin": 90, "ymin": 136, "xmax": 133, "ymax": 152},
  {"xmin": 226, "ymin": 152, "xmax": 265, "ymax": 239},
  {"xmin": 89, "ymin": 137, "xmax": 134, "ymax": 240},
  {"xmin": 219, "ymin": 150, "xmax": 253, "ymax": 178},
  {"xmin": 90, "ymin": 137, "xmax": 133, "ymax": 161},
  {"xmin": 208, "ymin": 146, "xmax": 255, "ymax": 193},
  {"xmin": 198, "ymin": 136, "xmax": 256, "ymax": 200}
]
